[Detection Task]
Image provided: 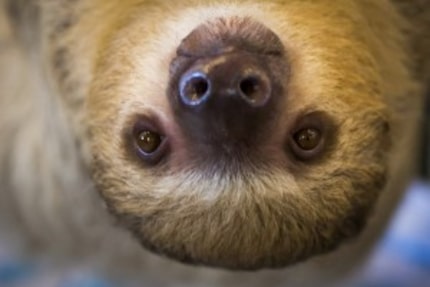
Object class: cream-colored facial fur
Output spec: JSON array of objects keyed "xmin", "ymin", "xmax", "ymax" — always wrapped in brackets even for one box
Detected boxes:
[{"xmin": 0, "ymin": 0, "xmax": 428, "ymax": 286}]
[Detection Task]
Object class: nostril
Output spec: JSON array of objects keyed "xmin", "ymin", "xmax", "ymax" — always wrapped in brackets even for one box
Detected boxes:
[
  {"xmin": 238, "ymin": 73, "xmax": 271, "ymax": 107},
  {"xmin": 240, "ymin": 77, "xmax": 259, "ymax": 98},
  {"xmin": 240, "ymin": 76, "xmax": 262, "ymax": 101},
  {"xmin": 179, "ymin": 72, "xmax": 211, "ymax": 106}
]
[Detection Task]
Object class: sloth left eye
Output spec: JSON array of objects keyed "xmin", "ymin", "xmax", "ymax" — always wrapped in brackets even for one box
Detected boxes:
[
  {"xmin": 131, "ymin": 119, "xmax": 168, "ymax": 165},
  {"xmin": 136, "ymin": 130, "xmax": 162, "ymax": 154}
]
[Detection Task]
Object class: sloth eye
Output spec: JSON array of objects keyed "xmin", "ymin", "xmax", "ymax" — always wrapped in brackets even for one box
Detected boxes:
[
  {"xmin": 136, "ymin": 130, "xmax": 162, "ymax": 154},
  {"xmin": 130, "ymin": 118, "xmax": 168, "ymax": 165},
  {"xmin": 289, "ymin": 112, "xmax": 334, "ymax": 161},
  {"xmin": 293, "ymin": 128, "xmax": 321, "ymax": 151}
]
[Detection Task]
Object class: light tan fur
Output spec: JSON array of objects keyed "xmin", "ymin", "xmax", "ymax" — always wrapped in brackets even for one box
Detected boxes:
[{"xmin": 0, "ymin": 0, "xmax": 428, "ymax": 286}]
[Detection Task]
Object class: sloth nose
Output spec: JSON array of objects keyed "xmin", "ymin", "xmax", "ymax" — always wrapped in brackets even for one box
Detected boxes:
[
  {"xmin": 178, "ymin": 53, "xmax": 272, "ymax": 109},
  {"xmin": 168, "ymin": 18, "xmax": 288, "ymax": 151}
]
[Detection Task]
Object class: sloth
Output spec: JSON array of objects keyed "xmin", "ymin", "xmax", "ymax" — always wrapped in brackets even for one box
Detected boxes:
[{"xmin": 0, "ymin": 0, "xmax": 429, "ymax": 286}]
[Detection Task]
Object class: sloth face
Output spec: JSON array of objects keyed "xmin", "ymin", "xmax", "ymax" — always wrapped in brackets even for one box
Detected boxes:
[{"xmin": 86, "ymin": 1, "xmax": 391, "ymax": 269}]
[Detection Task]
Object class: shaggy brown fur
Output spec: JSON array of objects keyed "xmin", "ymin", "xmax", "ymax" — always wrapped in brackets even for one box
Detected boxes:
[{"xmin": 0, "ymin": 0, "xmax": 428, "ymax": 286}]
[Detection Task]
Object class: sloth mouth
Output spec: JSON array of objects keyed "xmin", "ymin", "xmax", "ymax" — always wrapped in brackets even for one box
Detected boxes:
[
  {"xmin": 91, "ymin": 110, "xmax": 390, "ymax": 270},
  {"xmin": 116, "ymin": 190, "xmax": 371, "ymax": 270},
  {"xmin": 95, "ymin": 112, "xmax": 389, "ymax": 270},
  {"xmin": 97, "ymin": 165, "xmax": 385, "ymax": 270}
]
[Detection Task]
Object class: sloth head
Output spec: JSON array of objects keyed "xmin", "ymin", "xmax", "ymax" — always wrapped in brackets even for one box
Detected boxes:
[{"xmin": 86, "ymin": 1, "xmax": 391, "ymax": 270}]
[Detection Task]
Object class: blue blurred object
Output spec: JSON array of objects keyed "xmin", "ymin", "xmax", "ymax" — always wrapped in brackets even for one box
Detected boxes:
[
  {"xmin": 0, "ymin": 260, "xmax": 34, "ymax": 285},
  {"xmin": 59, "ymin": 274, "xmax": 117, "ymax": 287},
  {"xmin": 0, "ymin": 181, "xmax": 429, "ymax": 287},
  {"xmin": 353, "ymin": 181, "xmax": 430, "ymax": 287}
]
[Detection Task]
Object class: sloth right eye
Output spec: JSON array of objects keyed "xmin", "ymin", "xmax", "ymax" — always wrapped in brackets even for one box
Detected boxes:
[
  {"xmin": 288, "ymin": 112, "xmax": 334, "ymax": 161},
  {"xmin": 293, "ymin": 128, "xmax": 321, "ymax": 151}
]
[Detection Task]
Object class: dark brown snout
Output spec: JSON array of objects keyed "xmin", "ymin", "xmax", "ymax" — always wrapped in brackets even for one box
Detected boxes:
[
  {"xmin": 168, "ymin": 18, "xmax": 288, "ymax": 158},
  {"xmin": 179, "ymin": 53, "xmax": 272, "ymax": 109}
]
